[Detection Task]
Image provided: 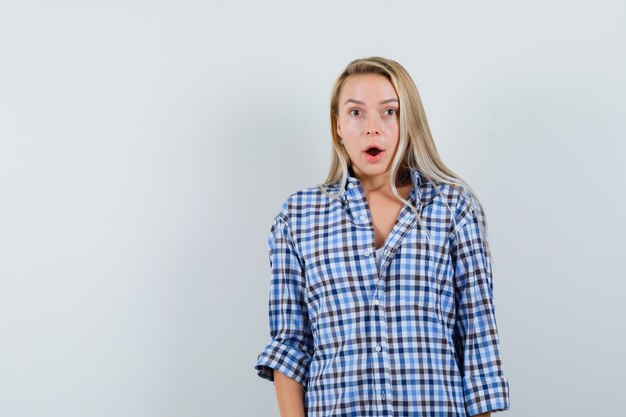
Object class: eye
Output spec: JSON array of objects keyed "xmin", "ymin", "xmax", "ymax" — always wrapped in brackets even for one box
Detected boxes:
[
  {"xmin": 349, "ymin": 109, "xmax": 362, "ymax": 117},
  {"xmin": 384, "ymin": 108, "xmax": 398, "ymax": 116}
]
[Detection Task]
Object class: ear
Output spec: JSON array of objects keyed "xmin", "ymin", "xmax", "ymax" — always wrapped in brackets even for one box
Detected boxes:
[{"xmin": 336, "ymin": 120, "xmax": 343, "ymax": 138}]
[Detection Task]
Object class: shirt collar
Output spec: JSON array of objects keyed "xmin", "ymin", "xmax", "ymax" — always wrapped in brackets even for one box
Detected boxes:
[{"xmin": 341, "ymin": 167, "xmax": 432, "ymax": 208}]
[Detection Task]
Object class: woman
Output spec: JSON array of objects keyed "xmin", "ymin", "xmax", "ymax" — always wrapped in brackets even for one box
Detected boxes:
[{"xmin": 254, "ymin": 57, "xmax": 510, "ymax": 417}]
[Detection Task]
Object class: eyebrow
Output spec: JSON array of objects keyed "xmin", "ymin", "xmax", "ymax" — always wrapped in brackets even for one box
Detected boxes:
[{"xmin": 343, "ymin": 98, "xmax": 398, "ymax": 105}]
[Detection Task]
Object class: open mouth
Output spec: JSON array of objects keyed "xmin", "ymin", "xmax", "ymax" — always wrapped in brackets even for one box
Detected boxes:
[
  {"xmin": 365, "ymin": 145, "xmax": 384, "ymax": 156},
  {"xmin": 366, "ymin": 148, "xmax": 382, "ymax": 156},
  {"xmin": 363, "ymin": 145, "xmax": 385, "ymax": 162}
]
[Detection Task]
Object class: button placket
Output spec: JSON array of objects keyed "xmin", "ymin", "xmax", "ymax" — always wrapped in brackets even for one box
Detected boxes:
[{"xmin": 346, "ymin": 174, "xmax": 397, "ymax": 413}]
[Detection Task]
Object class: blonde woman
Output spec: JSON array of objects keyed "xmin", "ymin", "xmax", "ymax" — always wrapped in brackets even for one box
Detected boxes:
[{"xmin": 254, "ymin": 57, "xmax": 510, "ymax": 417}]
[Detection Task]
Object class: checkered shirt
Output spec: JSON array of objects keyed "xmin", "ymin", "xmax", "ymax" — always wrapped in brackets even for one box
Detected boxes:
[{"xmin": 254, "ymin": 168, "xmax": 510, "ymax": 416}]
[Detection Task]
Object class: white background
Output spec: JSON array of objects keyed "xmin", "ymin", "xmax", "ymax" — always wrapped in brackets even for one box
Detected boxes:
[{"xmin": 1, "ymin": 1, "xmax": 624, "ymax": 416}]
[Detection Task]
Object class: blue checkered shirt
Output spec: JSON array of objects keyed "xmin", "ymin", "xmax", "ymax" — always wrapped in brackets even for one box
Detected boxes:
[{"xmin": 254, "ymin": 168, "xmax": 510, "ymax": 416}]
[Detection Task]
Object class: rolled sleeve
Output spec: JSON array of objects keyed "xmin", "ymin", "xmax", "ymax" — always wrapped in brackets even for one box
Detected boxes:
[
  {"xmin": 254, "ymin": 211, "xmax": 314, "ymax": 388},
  {"xmin": 451, "ymin": 199, "xmax": 510, "ymax": 415}
]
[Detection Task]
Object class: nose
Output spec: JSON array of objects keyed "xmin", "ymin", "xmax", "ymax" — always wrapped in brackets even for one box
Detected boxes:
[{"xmin": 365, "ymin": 115, "xmax": 380, "ymax": 135}]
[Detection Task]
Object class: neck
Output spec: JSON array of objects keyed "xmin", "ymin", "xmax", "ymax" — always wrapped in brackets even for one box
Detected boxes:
[
  {"xmin": 360, "ymin": 174, "xmax": 389, "ymax": 192},
  {"xmin": 350, "ymin": 166, "xmax": 411, "ymax": 192}
]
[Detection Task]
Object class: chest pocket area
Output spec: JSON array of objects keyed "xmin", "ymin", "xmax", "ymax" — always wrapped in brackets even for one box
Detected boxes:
[
  {"xmin": 393, "ymin": 227, "xmax": 451, "ymax": 322},
  {"xmin": 303, "ymin": 246, "xmax": 371, "ymax": 341}
]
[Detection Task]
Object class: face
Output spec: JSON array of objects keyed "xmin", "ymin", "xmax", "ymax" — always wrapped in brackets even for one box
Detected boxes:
[{"xmin": 336, "ymin": 73, "xmax": 400, "ymax": 182}]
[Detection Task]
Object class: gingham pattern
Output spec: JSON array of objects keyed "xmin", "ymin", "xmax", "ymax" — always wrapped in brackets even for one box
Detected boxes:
[{"xmin": 254, "ymin": 168, "xmax": 510, "ymax": 416}]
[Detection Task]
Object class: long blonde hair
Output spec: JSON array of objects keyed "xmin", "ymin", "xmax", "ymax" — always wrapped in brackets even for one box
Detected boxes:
[{"xmin": 318, "ymin": 56, "xmax": 491, "ymax": 256}]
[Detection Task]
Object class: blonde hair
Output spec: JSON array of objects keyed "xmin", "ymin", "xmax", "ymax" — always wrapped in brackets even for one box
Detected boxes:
[{"xmin": 318, "ymin": 56, "xmax": 491, "ymax": 256}]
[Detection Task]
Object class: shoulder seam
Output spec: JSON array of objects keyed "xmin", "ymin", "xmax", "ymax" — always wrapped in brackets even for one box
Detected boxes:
[{"xmin": 273, "ymin": 198, "xmax": 305, "ymax": 263}]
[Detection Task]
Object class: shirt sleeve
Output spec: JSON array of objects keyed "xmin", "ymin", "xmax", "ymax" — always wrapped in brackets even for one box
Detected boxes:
[
  {"xmin": 254, "ymin": 212, "xmax": 315, "ymax": 388},
  {"xmin": 451, "ymin": 201, "xmax": 511, "ymax": 416}
]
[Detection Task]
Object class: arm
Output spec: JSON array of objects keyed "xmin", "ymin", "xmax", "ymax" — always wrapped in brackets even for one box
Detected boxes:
[
  {"xmin": 451, "ymin": 200, "xmax": 510, "ymax": 416},
  {"xmin": 274, "ymin": 369, "xmax": 306, "ymax": 417},
  {"xmin": 254, "ymin": 211, "xmax": 314, "ymax": 415}
]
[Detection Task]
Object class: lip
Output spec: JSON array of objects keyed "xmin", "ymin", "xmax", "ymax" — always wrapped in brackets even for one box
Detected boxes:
[{"xmin": 362, "ymin": 147, "xmax": 385, "ymax": 163}]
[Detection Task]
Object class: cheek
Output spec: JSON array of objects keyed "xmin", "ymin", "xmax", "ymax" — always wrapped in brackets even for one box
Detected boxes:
[
  {"xmin": 382, "ymin": 118, "xmax": 399, "ymax": 131},
  {"xmin": 341, "ymin": 117, "xmax": 363, "ymax": 132},
  {"xmin": 345, "ymin": 142, "xmax": 361, "ymax": 156},
  {"xmin": 383, "ymin": 120, "xmax": 399, "ymax": 138}
]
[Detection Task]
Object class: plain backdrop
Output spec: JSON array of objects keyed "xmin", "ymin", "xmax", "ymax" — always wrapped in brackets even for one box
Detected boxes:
[{"xmin": 1, "ymin": 1, "xmax": 625, "ymax": 416}]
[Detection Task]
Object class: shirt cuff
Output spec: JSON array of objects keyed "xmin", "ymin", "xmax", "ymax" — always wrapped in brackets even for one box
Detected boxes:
[
  {"xmin": 463, "ymin": 374, "xmax": 510, "ymax": 416},
  {"xmin": 254, "ymin": 339, "xmax": 313, "ymax": 388}
]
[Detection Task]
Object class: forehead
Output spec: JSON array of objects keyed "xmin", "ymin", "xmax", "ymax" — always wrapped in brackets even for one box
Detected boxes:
[{"xmin": 340, "ymin": 73, "xmax": 397, "ymax": 100}]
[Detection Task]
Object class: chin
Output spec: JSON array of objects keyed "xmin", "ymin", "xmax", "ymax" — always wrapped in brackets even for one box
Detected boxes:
[{"xmin": 352, "ymin": 164, "xmax": 389, "ymax": 177}]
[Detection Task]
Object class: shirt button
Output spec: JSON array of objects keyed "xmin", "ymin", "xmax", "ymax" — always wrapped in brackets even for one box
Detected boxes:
[
  {"xmin": 375, "ymin": 345, "xmax": 382, "ymax": 352},
  {"xmin": 347, "ymin": 182, "xmax": 354, "ymax": 189},
  {"xmin": 359, "ymin": 214, "xmax": 368, "ymax": 223},
  {"xmin": 373, "ymin": 298, "xmax": 380, "ymax": 305},
  {"xmin": 384, "ymin": 250, "xmax": 390, "ymax": 256},
  {"xmin": 381, "ymin": 390, "xmax": 386, "ymax": 400},
  {"xmin": 362, "ymin": 249, "xmax": 371, "ymax": 257}
]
